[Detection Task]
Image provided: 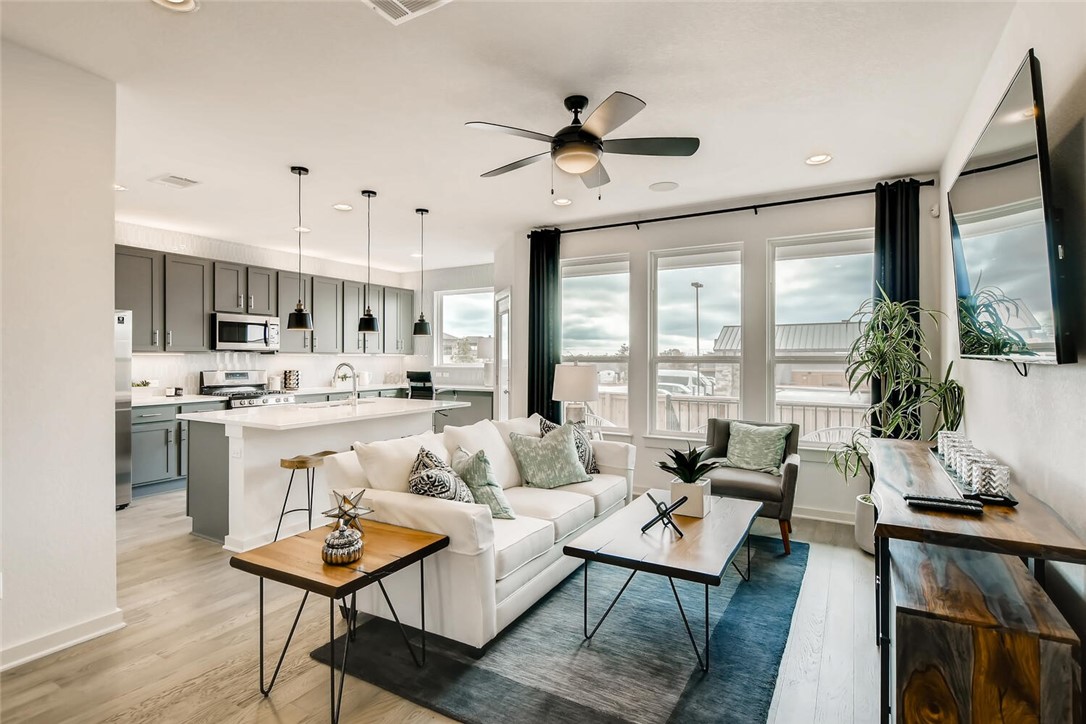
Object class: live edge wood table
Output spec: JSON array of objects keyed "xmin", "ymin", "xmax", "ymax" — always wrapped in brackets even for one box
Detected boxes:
[
  {"xmin": 229, "ymin": 522, "xmax": 449, "ymax": 724},
  {"xmin": 870, "ymin": 440, "xmax": 1086, "ymax": 724},
  {"xmin": 563, "ymin": 489, "xmax": 762, "ymax": 673}
]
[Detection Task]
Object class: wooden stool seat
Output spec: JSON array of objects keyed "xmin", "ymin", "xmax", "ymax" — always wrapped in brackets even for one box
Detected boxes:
[{"xmin": 280, "ymin": 454, "xmax": 325, "ymax": 470}]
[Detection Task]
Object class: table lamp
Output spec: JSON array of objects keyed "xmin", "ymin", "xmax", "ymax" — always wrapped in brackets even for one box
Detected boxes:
[{"xmin": 552, "ymin": 363, "xmax": 599, "ymax": 424}]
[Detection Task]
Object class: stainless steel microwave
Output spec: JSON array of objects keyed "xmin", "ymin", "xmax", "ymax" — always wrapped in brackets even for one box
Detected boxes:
[{"xmin": 212, "ymin": 312, "xmax": 280, "ymax": 352}]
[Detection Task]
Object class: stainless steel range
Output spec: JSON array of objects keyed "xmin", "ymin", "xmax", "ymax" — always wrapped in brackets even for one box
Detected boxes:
[{"xmin": 200, "ymin": 370, "xmax": 296, "ymax": 408}]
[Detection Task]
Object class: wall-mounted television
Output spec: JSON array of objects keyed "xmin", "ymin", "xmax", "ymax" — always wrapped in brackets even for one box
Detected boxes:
[{"xmin": 947, "ymin": 49, "xmax": 1075, "ymax": 365}]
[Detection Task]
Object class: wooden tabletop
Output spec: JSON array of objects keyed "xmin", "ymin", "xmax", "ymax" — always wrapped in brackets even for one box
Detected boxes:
[
  {"xmin": 229, "ymin": 520, "xmax": 449, "ymax": 599},
  {"xmin": 563, "ymin": 489, "xmax": 762, "ymax": 586},
  {"xmin": 870, "ymin": 440, "xmax": 1086, "ymax": 564}
]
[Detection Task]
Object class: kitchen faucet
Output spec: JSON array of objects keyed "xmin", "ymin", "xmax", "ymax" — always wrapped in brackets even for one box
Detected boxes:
[{"xmin": 333, "ymin": 362, "xmax": 358, "ymax": 402}]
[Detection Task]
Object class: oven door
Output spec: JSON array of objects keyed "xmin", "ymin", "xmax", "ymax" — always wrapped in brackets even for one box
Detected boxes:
[{"xmin": 213, "ymin": 313, "xmax": 279, "ymax": 351}]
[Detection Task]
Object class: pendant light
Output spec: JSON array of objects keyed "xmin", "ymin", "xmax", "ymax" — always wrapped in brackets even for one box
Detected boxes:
[
  {"xmin": 358, "ymin": 189, "xmax": 380, "ymax": 334},
  {"xmin": 287, "ymin": 166, "xmax": 313, "ymax": 331},
  {"xmin": 413, "ymin": 208, "xmax": 433, "ymax": 337}
]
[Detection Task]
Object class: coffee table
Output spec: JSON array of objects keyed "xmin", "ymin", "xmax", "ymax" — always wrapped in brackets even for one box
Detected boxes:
[
  {"xmin": 563, "ymin": 489, "xmax": 762, "ymax": 672},
  {"xmin": 230, "ymin": 521, "xmax": 449, "ymax": 724}
]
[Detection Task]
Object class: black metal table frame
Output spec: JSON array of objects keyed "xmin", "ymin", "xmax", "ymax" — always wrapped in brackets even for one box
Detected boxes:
[
  {"xmin": 580, "ymin": 533, "xmax": 751, "ymax": 674},
  {"xmin": 255, "ymin": 562, "xmax": 427, "ymax": 724}
]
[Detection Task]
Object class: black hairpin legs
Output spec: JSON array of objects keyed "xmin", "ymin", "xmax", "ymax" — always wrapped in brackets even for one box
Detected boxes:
[
  {"xmin": 258, "ymin": 578, "xmax": 309, "ymax": 696},
  {"xmin": 669, "ymin": 578, "xmax": 710, "ymax": 673}
]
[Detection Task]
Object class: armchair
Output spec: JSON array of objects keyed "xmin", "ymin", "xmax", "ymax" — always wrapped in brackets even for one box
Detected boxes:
[{"xmin": 703, "ymin": 419, "xmax": 801, "ymax": 554}]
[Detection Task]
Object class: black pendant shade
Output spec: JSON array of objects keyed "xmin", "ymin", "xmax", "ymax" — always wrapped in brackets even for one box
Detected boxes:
[
  {"xmin": 359, "ymin": 190, "xmax": 380, "ymax": 335},
  {"xmin": 289, "ymin": 165, "xmax": 313, "ymax": 331},
  {"xmin": 413, "ymin": 314, "xmax": 432, "ymax": 337},
  {"xmin": 288, "ymin": 308, "xmax": 313, "ymax": 331},
  {"xmin": 358, "ymin": 307, "xmax": 379, "ymax": 333}
]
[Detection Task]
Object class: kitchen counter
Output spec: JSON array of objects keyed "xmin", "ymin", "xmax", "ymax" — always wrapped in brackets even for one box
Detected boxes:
[
  {"xmin": 178, "ymin": 397, "xmax": 467, "ymax": 431},
  {"xmin": 133, "ymin": 394, "xmax": 223, "ymax": 407},
  {"xmin": 434, "ymin": 384, "xmax": 493, "ymax": 393},
  {"xmin": 290, "ymin": 383, "xmax": 406, "ymax": 395}
]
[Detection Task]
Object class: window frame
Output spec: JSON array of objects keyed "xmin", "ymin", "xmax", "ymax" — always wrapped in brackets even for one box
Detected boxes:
[
  {"xmin": 649, "ymin": 244, "xmax": 744, "ymax": 437},
  {"xmin": 434, "ymin": 286, "xmax": 496, "ymax": 367}
]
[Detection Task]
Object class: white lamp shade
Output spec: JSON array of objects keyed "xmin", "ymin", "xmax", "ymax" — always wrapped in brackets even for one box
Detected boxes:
[{"xmin": 552, "ymin": 364, "xmax": 599, "ymax": 402}]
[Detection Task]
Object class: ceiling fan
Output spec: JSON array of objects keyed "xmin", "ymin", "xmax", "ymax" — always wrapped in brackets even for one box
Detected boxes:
[{"xmin": 466, "ymin": 92, "xmax": 700, "ymax": 188}]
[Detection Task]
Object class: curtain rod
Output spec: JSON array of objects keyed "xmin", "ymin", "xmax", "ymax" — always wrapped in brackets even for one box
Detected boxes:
[{"xmin": 530, "ymin": 178, "xmax": 936, "ymax": 238}]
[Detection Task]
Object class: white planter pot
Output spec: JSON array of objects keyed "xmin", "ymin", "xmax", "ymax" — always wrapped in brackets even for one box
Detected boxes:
[
  {"xmin": 854, "ymin": 493, "xmax": 876, "ymax": 555},
  {"xmin": 670, "ymin": 478, "xmax": 711, "ymax": 518}
]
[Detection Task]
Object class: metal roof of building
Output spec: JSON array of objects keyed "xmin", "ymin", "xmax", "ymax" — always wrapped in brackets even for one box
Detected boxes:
[{"xmin": 714, "ymin": 321, "xmax": 863, "ymax": 355}]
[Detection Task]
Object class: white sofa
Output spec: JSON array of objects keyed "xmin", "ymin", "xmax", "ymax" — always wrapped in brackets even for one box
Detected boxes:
[{"xmin": 322, "ymin": 414, "xmax": 636, "ymax": 649}]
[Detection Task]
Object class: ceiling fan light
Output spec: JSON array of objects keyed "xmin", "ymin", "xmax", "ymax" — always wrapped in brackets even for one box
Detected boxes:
[{"xmin": 554, "ymin": 142, "xmax": 601, "ymax": 174}]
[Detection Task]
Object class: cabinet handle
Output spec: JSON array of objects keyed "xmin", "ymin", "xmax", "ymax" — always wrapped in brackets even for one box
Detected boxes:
[
  {"xmin": 303, "ymin": 334, "xmax": 308, "ymax": 349},
  {"xmin": 154, "ymin": 330, "xmax": 159, "ymax": 346},
  {"xmin": 313, "ymin": 333, "xmax": 317, "ymax": 351},
  {"xmin": 249, "ymin": 294, "xmax": 254, "ymax": 310},
  {"xmin": 138, "ymin": 413, "xmax": 163, "ymax": 418},
  {"xmin": 167, "ymin": 429, "xmax": 174, "ymax": 443},
  {"xmin": 167, "ymin": 331, "xmax": 173, "ymax": 347}
]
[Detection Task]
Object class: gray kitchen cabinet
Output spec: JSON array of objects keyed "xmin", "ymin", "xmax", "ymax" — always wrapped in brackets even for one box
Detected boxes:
[
  {"xmin": 434, "ymin": 390, "xmax": 493, "ymax": 431},
  {"xmin": 215, "ymin": 263, "xmax": 278, "ymax": 316},
  {"xmin": 247, "ymin": 266, "xmax": 277, "ymax": 316},
  {"xmin": 311, "ymin": 275, "xmax": 343, "ymax": 354},
  {"xmin": 382, "ymin": 288, "xmax": 415, "ymax": 355},
  {"xmin": 132, "ymin": 418, "xmax": 178, "ymax": 485},
  {"xmin": 213, "ymin": 262, "xmax": 246, "ymax": 313},
  {"xmin": 379, "ymin": 388, "xmax": 406, "ymax": 398},
  {"xmin": 398, "ymin": 288, "xmax": 415, "ymax": 355},
  {"xmin": 165, "ymin": 254, "xmax": 213, "ymax": 351},
  {"xmin": 278, "ymin": 271, "xmax": 311, "ymax": 353},
  {"xmin": 343, "ymin": 281, "xmax": 383, "ymax": 353},
  {"xmin": 116, "ymin": 246, "xmax": 165, "ymax": 352}
]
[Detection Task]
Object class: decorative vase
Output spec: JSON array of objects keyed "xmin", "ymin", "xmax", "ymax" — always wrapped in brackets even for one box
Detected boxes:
[
  {"xmin": 670, "ymin": 478, "xmax": 711, "ymax": 518},
  {"xmin": 854, "ymin": 493, "xmax": 876, "ymax": 555},
  {"xmin": 322, "ymin": 520, "xmax": 364, "ymax": 565}
]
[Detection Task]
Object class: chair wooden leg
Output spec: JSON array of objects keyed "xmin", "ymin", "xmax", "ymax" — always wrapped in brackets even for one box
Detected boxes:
[
  {"xmin": 779, "ymin": 519, "xmax": 791, "ymax": 555},
  {"xmin": 786, "ymin": 520, "xmax": 792, "ymax": 534}
]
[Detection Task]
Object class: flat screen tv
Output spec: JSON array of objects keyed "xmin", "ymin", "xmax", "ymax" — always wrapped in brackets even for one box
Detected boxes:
[{"xmin": 947, "ymin": 49, "xmax": 1075, "ymax": 366}]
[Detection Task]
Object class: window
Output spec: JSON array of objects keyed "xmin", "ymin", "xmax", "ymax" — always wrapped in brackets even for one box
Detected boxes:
[
  {"xmin": 651, "ymin": 247, "xmax": 742, "ymax": 435},
  {"xmin": 771, "ymin": 233, "xmax": 873, "ymax": 444},
  {"xmin": 561, "ymin": 257, "xmax": 630, "ymax": 429},
  {"xmin": 437, "ymin": 289, "xmax": 495, "ymax": 365}
]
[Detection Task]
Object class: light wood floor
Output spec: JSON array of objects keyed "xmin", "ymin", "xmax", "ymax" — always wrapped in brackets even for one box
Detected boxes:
[{"xmin": 1, "ymin": 492, "xmax": 876, "ymax": 723}]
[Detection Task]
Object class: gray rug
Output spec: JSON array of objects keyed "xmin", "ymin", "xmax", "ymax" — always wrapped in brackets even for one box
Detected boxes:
[{"xmin": 312, "ymin": 535, "xmax": 809, "ymax": 723}]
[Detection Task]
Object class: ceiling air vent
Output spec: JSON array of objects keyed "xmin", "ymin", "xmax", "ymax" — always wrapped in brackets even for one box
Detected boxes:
[
  {"xmin": 149, "ymin": 173, "xmax": 200, "ymax": 190},
  {"xmin": 361, "ymin": 0, "xmax": 452, "ymax": 26}
]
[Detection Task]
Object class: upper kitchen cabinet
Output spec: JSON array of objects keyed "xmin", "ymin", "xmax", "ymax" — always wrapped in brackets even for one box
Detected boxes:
[
  {"xmin": 344, "ymin": 281, "xmax": 383, "ymax": 353},
  {"xmin": 277, "ymin": 271, "xmax": 311, "ymax": 353},
  {"xmin": 215, "ymin": 263, "xmax": 278, "ymax": 316},
  {"xmin": 310, "ymin": 276, "xmax": 343, "ymax": 354},
  {"xmin": 116, "ymin": 246, "xmax": 165, "ymax": 352},
  {"xmin": 164, "ymin": 255, "xmax": 213, "ymax": 351},
  {"xmin": 213, "ymin": 262, "xmax": 245, "ymax": 313},
  {"xmin": 247, "ymin": 266, "xmax": 278, "ymax": 316},
  {"xmin": 383, "ymin": 287, "xmax": 415, "ymax": 355}
]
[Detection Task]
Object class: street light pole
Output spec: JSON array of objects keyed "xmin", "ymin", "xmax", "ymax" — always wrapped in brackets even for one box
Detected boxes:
[{"xmin": 691, "ymin": 281, "xmax": 703, "ymax": 395}]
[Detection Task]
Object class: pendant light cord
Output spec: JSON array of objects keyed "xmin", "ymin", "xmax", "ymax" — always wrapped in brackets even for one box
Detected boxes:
[
  {"xmin": 297, "ymin": 171, "xmax": 303, "ymax": 305},
  {"xmin": 419, "ymin": 212, "xmax": 425, "ymax": 303},
  {"xmin": 366, "ymin": 193, "xmax": 372, "ymax": 307}
]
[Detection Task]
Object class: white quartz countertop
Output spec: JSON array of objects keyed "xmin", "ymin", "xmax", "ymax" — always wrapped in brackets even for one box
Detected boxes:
[
  {"xmin": 132, "ymin": 394, "xmax": 223, "ymax": 408},
  {"xmin": 178, "ymin": 397, "xmax": 469, "ymax": 431},
  {"xmin": 290, "ymin": 384, "xmax": 405, "ymax": 395},
  {"xmin": 434, "ymin": 385, "xmax": 494, "ymax": 393}
]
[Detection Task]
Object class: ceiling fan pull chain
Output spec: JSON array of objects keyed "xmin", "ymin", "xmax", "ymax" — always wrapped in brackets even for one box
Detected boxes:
[{"xmin": 598, "ymin": 164, "xmax": 602, "ymax": 201}]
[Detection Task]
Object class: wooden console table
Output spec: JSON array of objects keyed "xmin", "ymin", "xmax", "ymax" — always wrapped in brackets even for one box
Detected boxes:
[{"xmin": 870, "ymin": 439, "xmax": 1086, "ymax": 723}]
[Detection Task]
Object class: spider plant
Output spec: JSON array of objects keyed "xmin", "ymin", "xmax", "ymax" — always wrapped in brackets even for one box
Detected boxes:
[
  {"xmin": 957, "ymin": 280, "xmax": 1034, "ymax": 357},
  {"xmin": 657, "ymin": 445, "xmax": 720, "ymax": 484}
]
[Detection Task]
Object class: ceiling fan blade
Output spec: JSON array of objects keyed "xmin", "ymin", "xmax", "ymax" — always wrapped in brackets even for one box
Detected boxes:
[
  {"xmin": 581, "ymin": 92, "xmax": 646, "ymax": 138},
  {"xmin": 465, "ymin": 121, "xmax": 553, "ymax": 144},
  {"xmin": 579, "ymin": 162, "xmax": 611, "ymax": 188},
  {"xmin": 480, "ymin": 152, "xmax": 549, "ymax": 178},
  {"xmin": 603, "ymin": 137, "xmax": 701, "ymax": 156}
]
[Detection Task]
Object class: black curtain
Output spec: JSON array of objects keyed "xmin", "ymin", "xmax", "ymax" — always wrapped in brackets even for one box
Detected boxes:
[
  {"xmin": 527, "ymin": 228, "xmax": 562, "ymax": 421},
  {"xmin": 871, "ymin": 179, "xmax": 921, "ymax": 437}
]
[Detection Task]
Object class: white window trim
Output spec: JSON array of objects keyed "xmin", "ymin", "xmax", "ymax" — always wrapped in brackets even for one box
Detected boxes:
[{"xmin": 434, "ymin": 286, "xmax": 495, "ymax": 368}]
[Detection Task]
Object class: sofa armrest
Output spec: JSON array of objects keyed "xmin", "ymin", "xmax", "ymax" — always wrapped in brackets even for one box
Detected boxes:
[
  {"xmin": 780, "ymin": 452, "xmax": 801, "ymax": 521},
  {"xmin": 323, "ymin": 450, "xmax": 367, "ymax": 490},
  {"xmin": 592, "ymin": 439, "xmax": 636, "ymax": 504},
  {"xmin": 328, "ymin": 488, "xmax": 494, "ymax": 556}
]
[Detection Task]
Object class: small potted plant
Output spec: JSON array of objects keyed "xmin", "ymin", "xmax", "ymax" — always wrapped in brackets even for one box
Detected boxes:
[{"xmin": 658, "ymin": 445, "xmax": 720, "ymax": 518}]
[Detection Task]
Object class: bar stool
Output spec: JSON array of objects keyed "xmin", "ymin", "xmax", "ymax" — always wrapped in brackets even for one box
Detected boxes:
[{"xmin": 275, "ymin": 454, "xmax": 318, "ymax": 541}]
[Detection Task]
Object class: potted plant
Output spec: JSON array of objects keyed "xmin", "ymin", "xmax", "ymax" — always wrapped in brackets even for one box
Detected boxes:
[
  {"xmin": 832, "ymin": 290, "xmax": 965, "ymax": 554},
  {"xmin": 658, "ymin": 445, "xmax": 720, "ymax": 518}
]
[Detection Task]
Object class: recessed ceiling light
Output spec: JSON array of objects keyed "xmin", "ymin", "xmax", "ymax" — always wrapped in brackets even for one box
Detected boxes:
[
  {"xmin": 805, "ymin": 153, "xmax": 833, "ymax": 166},
  {"xmin": 113, "ymin": 183, "xmax": 128, "ymax": 192},
  {"xmin": 293, "ymin": 226, "xmax": 311, "ymax": 233},
  {"xmin": 151, "ymin": 0, "xmax": 199, "ymax": 12},
  {"xmin": 332, "ymin": 203, "xmax": 353, "ymax": 212},
  {"xmin": 410, "ymin": 252, "xmax": 424, "ymax": 258},
  {"xmin": 553, "ymin": 198, "xmax": 572, "ymax": 207},
  {"xmin": 649, "ymin": 181, "xmax": 679, "ymax": 192}
]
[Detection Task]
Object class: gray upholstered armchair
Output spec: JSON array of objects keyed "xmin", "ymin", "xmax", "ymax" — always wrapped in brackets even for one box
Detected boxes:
[{"xmin": 703, "ymin": 419, "xmax": 801, "ymax": 554}]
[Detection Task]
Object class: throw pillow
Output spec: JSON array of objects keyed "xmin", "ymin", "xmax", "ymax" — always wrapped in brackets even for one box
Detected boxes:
[
  {"xmin": 721, "ymin": 422, "xmax": 792, "ymax": 476},
  {"xmin": 539, "ymin": 418, "xmax": 599, "ymax": 474},
  {"xmin": 442, "ymin": 419, "xmax": 522, "ymax": 490},
  {"xmin": 354, "ymin": 432, "xmax": 445, "ymax": 493},
  {"xmin": 509, "ymin": 424, "xmax": 591, "ymax": 489},
  {"xmin": 408, "ymin": 446, "xmax": 474, "ymax": 504},
  {"xmin": 451, "ymin": 446, "xmax": 515, "ymax": 519}
]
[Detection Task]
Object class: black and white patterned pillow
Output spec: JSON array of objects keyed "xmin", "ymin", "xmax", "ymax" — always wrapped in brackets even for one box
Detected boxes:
[
  {"xmin": 408, "ymin": 447, "xmax": 474, "ymax": 503},
  {"xmin": 540, "ymin": 419, "xmax": 599, "ymax": 474}
]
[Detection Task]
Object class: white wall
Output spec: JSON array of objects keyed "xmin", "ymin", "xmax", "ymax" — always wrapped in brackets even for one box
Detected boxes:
[
  {"xmin": 497, "ymin": 181, "xmax": 941, "ymax": 522},
  {"xmin": 1, "ymin": 42, "xmax": 124, "ymax": 669},
  {"xmin": 938, "ymin": 2, "xmax": 1086, "ymax": 627}
]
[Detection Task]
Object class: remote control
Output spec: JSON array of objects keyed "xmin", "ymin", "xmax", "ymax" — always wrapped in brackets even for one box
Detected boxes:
[{"xmin": 904, "ymin": 494, "xmax": 984, "ymax": 515}]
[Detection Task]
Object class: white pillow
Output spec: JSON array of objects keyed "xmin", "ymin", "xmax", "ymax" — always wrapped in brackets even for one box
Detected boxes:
[
  {"xmin": 492, "ymin": 414, "xmax": 545, "ymax": 452},
  {"xmin": 354, "ymin": 432, "xmax": 445, "ymax": 493},
  {"xmin": 443, "ymin": 419, "xmax": 521, "ymax": 489}
]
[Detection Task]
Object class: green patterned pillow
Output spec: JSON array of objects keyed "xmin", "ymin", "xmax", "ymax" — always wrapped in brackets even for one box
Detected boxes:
[
  {"xmin": 722, "ymin": 422, "xmax": 792, "ymax": 476},
  {"xmin": 509, "ymin": 424, "xmax": 591, "ymax": 489},
  {"xmin": 451, "ymin": 446, "xmax": 515, "ymax": 519}
]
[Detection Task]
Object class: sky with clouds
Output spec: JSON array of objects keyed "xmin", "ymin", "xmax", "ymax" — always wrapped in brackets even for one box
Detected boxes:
[
  {"xmin": 442, "ymin": 291, "xmax": 494, "ymax": 338},
  {"xmin": 960, "ymin": 221, "xmax": 1054, "ymax": 331}
]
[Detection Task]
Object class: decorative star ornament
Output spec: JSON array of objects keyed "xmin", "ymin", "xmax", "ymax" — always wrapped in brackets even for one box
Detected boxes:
[{"xmin": 322, "ymin": 489, "xmax": 372, "ymax": 533}]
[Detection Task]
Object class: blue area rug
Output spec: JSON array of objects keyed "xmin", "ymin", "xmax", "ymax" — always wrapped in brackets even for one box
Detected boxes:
[{"xmin": 311, "ymin": 535, "xmax": 809, "ymax": 723}]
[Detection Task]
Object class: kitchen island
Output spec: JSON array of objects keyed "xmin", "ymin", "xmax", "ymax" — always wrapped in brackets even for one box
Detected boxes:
[{"xmin": 179, "ymin": 397, "xmax": 468, "ymax": 551}]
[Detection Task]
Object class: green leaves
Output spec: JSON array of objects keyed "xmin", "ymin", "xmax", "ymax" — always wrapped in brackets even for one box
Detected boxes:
[{"xmin": 657, "ymin": 444, "xmax": 720, "ymax": 483}]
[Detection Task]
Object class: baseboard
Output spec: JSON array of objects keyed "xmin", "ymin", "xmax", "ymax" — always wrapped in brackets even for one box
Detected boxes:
[
  {"xmin": 793, "ymin": 505, "xmax": 854, "ymax": 525},
  {"xmin": 1, "ymin": 608, "xmax": 125, "ymax": 672}
]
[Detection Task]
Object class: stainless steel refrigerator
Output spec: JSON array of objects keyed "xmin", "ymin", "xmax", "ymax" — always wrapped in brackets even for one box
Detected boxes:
[{"xmin": 115, "ymin": 310, "xmax": 132, "ymax": 510}]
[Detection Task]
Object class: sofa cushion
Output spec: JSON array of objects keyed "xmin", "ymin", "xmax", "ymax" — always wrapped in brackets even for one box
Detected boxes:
[
  {"xmin": 408, "ymin": 447, "xmax": 474, "ymax": 504},
  {"xmin": 558, "ymin": 474, "xmax": 627, "ymax": 517},
  {"xmin": 706, "ymin": 466, "xmax": 784, "ymax": 502},
  {"xmin": 451, "ymin": 447, "xmax": 515, "ymax": 519},
  {"xmin": 540, "ymin": 418, "xmax": 599, "ymax": 474},
  {"xmin": 354, "ymin": 432, "xmax": 444, "ymax": 492},
  {"xmin": 443, "ymin": 419, "xmax": 521, "ymax": 490},
  {"xmin": 502, "ymin": 487, "xmax": 594, "ymax": 541},
  {"xmin": 510, "ymin": 425, "xmax": 591, "ymax": 489},
  {"xmin": 492, "ymin": 516, "xmax": 553, "ymax": 580}
]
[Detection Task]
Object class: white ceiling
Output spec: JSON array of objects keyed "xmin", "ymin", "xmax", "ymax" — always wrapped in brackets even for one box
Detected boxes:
[{"xmin": 2, "ymin": 1, "xmax": 1013, "ymax": 272}]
